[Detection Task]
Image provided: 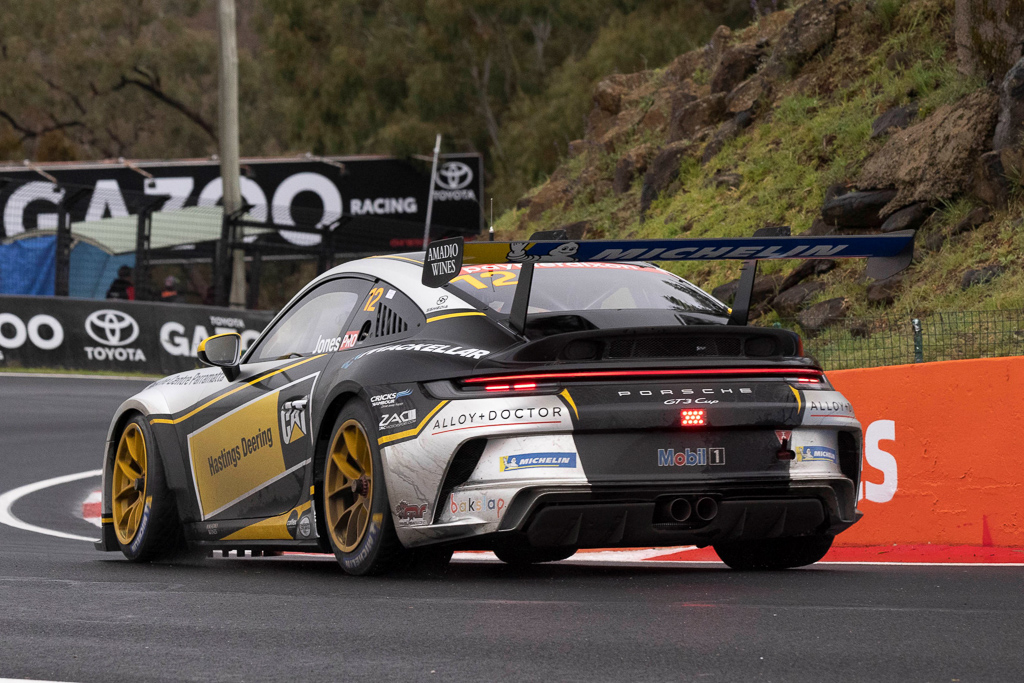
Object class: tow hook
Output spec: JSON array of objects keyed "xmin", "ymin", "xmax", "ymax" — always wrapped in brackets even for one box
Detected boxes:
[{"xmin": 777, "ymin": 436, "xmax": 795, "ymax": 461}]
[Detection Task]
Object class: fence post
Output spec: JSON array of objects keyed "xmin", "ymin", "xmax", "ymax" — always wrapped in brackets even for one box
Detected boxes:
[
  {"xmin": 912, "ymin": 318, "xmax": 923, "ymax": 363},
  {"xmin": 247, "ymin": 247, "xmax": 262, "ymax": 310},
  {"xmin": 54, "ymin": 188, "xmax": 90, "ymax": 297},
  {"xmin": 215, "ymin": 207, "xmax": 245, "ymax": 307},
  {"xmin": 54, "ymin": 187, "xmax": 71, "ymax": 296},
  {"xmin": 134, "ymin": 198, "xmax": 163, "ymax": 301}
]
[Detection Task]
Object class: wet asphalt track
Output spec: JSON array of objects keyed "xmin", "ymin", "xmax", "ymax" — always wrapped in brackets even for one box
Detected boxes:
[{"xmin": 1, "ymin": 374, "xmax": 1023, "ymax": 683}]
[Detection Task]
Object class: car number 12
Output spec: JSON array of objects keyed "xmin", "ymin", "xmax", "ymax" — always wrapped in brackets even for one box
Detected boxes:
[{"xmin": 364, "ymin": 287, "xmax": 385, "ymax": 311}]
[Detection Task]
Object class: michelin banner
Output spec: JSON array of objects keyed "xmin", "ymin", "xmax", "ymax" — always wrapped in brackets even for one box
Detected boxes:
[{"xmin": 0, "ymin": 295, "xmax": 273, "ymax": 375}]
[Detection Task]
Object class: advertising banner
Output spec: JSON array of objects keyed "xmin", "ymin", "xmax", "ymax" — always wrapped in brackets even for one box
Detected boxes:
[
  {"xmin": 0, "ymin": 295, "xmax": 274, "ymax": 376},
  {"xmin": 830, "ymin": 356, "xmax": 1024, "ymax": 547},
  {"xmin": 0, "ymin": 154, "xmax": 484, "ymax": 252}
]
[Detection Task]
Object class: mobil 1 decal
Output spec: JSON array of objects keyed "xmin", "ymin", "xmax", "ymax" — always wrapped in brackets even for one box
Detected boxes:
[
  {"xmin": 187, "ymin": 372, "xmax": 319, "ymax": 520},
  {"xmin": 573, "ymin": 429, "xmax": 791, "ymax": 482}
]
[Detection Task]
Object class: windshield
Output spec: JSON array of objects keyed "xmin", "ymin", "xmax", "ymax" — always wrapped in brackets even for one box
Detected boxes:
[{"xmin": 447, "ymin": 262, "xmax": 729, "ymax": 316}]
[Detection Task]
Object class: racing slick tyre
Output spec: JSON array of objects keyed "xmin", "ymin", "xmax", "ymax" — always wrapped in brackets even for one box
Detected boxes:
[
  {"xmin": 493, "ymin": 545, "xmax": 578, "ymax": 566},
  {"xmin": 712, "ymin": 534, "xmax": 834, "ymax": 570},
  {"xmin": 321, "ymin": 402, "xmax": 406, "ymax": 576},
  {"xmin": 110, "ymin": 415, "xmax": 183, "ymax": 562}
]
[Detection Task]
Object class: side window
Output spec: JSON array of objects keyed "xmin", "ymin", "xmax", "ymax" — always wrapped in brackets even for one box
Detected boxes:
[
  {"xmin": 346, "ymin": 280, "xmax": 425, "ymax": 348},
  {"xmin": 248, "ymin": 278, "xmax": 372, "ymax": 362}
]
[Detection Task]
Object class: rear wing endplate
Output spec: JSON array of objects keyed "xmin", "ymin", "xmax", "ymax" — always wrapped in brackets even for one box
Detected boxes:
[{"xmin": 422, "ymin": 229, "xmax": 915, "ymax": 332}]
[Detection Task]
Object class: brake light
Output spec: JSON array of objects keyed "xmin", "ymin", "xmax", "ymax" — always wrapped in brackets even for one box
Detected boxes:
[
  {"xmin": 797, "ymin": 377, "xmax": 819, "ymax": 384},
  {"xmin": 680, "ymin": 409, "xmax": 706, "ymax": 427},
  {"xmin": 462, "ymin": 368, "xmax": 824, "ymax": 384},
  {"xmin": 484, "ymin": 382, "xmax": 538, "ymax": 392}
]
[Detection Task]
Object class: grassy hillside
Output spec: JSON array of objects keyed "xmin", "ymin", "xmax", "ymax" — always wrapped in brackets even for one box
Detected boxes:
[{"xmin": 494, "ymin": 0, "xmax": 1024, "ymax": 339}]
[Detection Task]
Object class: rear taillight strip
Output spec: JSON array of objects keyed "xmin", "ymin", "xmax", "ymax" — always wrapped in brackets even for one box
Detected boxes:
[{"xmin": 462, "ymin": 368, "xmax": 823, "ymax": 384}]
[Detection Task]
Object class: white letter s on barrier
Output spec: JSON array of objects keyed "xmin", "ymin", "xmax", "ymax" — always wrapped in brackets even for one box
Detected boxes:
[{"xmin": 862, "ymin": 419, "xmax": 897, "ymax": 503}]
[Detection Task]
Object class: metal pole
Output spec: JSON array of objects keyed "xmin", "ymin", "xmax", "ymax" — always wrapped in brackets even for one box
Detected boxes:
[
  {"xmin": 912, "ymin": 318, "xmax": 923, "ymax": 363},
  {"xmin": 421, "ymin": 134, "xmax": 442, "ymax": 248},
  {"xmin": 218, "ymin": 0, "xmax": 245, "ymax": 308},
  {"xmin": 55, "ymin": 187, "xmax": 71, "ymax": 297}
]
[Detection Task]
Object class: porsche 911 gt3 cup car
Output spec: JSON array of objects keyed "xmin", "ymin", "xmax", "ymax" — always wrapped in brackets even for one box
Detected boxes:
[{"xmin": 96, "ymin": 232, "xmax": 914, "ymax": 574}]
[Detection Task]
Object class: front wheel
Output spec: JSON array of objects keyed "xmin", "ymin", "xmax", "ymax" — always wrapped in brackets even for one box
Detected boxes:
[
  {"xmin": 713, "ymin": 535, "xmax": 834, "ymax": 570},
  {"xmin": 110, "ymin": 415, "xmax": 182, "ymax": 562},
  {"xmin": 321, "ymin": 402, "xmax": 406, "ymax": 575}
]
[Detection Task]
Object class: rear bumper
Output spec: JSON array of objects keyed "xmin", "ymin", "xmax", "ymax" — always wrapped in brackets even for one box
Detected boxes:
[{"xmin": 491, "ymin": 479, "xmax": 858, "ymax": 549}]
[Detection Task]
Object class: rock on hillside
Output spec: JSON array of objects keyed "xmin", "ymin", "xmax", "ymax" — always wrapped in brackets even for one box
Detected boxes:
[{"xmin": 506, "ymin": 0, "xmax": 1024, "ymax": 332}]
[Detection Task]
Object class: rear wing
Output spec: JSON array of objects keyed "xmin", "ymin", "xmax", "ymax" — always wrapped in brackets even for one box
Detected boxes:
[{"xmin": 422, "ymin": 228, "xmax": 915, "ymax": 333}]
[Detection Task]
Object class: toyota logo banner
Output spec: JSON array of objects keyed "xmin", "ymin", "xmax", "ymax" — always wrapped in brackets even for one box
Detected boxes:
[
  {"xmin": 0, "ymin": 154, "xmax": 483, "ymax": 252},
  {"xmin": 0, "ymin": 295, "xmax": 274, "ymax": 375}
]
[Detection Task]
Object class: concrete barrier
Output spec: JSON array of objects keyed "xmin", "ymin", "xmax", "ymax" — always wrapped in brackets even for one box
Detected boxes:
[{"xmin": 830, "ymin": 356, "xmax": 1024, "ymax": 547}]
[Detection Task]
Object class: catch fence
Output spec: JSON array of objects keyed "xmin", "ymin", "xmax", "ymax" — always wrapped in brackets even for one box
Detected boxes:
[
  {"xmin": 0, "ymin": 177, "xmax": 458, "ymax": 310},
  {"xmin": 770, "ymin": 310, "xmax": 1024, "ymax": 370}
]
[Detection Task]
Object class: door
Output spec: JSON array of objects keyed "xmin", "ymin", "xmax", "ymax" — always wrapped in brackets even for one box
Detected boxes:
[{"xmin": 182, "ymin": 277, "xmax": 372, "ymax": 534}]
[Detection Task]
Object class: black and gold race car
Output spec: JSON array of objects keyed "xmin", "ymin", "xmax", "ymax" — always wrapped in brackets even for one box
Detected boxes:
[{"xmin": 96, "ymin": 232, "xmax": 913, "ymax": 574}]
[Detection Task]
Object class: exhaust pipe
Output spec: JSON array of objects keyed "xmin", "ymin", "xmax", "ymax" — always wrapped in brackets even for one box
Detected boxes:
[
  {"xmin": 667, "ymin": 498, "xmax": 692, "ymax": 523},
  {"xmin": 695, "ymin": 497, "xmax": 718, "ymax": 522}
]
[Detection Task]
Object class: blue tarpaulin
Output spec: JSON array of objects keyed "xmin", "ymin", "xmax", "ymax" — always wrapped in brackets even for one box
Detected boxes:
[
  {"xmin": 0, "ymin": 235, "xmax": 56, "ymax": 296},
  {"xmin": 69, "ymin": 241, "xmax": 135, "ymax": 299},
  {"xmin": 0, "ymin": 235, "xmax": 135, "ymax": 298}
]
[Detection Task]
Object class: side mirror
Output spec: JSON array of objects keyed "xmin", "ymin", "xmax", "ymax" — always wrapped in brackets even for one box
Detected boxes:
[{"xmin": 197, "ymin": 333, "xmax": 241, "ymax": 380}]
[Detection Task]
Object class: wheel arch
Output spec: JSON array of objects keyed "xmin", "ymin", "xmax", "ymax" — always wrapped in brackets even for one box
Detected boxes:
[
  {"xmin": 311, "ymin": 388, "xmax": 360, "ymax": 549},
  {"xmin": 98, "ymin": 408, "xmax": 146, "ymax": 550}
]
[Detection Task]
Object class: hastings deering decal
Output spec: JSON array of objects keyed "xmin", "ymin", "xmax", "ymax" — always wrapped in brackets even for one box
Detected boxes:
[{"xmin": 189, "ymin": 392, "xmax": 285, "ymax": 519}]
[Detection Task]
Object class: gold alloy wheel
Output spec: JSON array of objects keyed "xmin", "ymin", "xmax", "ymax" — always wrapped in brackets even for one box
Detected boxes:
[
  {"xmin": 112, "ymin": 423, "xmax": 148, "ymax": 545},
  {"xmin": 325, "ymin": 419, "xmax": 374, "ymax": 553}
]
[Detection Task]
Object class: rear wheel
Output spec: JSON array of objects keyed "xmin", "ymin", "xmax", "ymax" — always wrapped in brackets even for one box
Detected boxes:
[
  {"xmin": 321, "ymin": 402, "xmax": 406, "ymax": 575},
  {"xmin": 713, "ymin": 535, "xmax": 834, "ymax": 570},
  {"xmin": 494, "ymin": 545, "xmax": 577, "ymax": 566},
  {"xmin": 110, "ymin": 416, "xmax": 182, "ymax": 562}
]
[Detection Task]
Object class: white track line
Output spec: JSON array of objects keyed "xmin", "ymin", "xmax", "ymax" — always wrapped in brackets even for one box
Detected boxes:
[
  {"xmin": 0, "ymin": 372, "xmax": 154, "ymax": 381},
  {"xmin": 0, "ymin": 470, "xmax": 102, "ymax": 542}
]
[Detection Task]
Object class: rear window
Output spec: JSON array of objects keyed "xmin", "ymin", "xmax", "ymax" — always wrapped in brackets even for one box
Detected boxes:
[{"xmin": 448, "ymin": 262, "xmax": 729, "ymax": 316}]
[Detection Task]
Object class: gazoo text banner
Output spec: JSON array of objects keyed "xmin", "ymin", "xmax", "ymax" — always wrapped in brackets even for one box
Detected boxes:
[
  {"xmin": 0, "ymin": 295, "xmax": 273, "ymax": 375},
  {"xmin": 0, "ymin": 154, "xmax": 483, "ymax": 251},
  {"xmin": 462, "ymin": 234, "xmax": 914, "ymax": 264},
  {"xmin": 830, "ymin": 356, "xmax": 1024, "ymax": 548}
]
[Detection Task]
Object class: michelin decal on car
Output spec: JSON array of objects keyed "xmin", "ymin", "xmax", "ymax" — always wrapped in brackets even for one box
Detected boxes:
[{"xmin": 499, "ymin": 453, "xmax": 576, "ymax": 472}]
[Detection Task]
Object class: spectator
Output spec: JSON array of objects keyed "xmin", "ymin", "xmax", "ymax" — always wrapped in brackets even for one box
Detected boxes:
[
  {"xmin": 106, "ymin": 265, "xmax": 135, "ymax": 300},
  {"xmin": 160, "ymin": 275, "xmax": 183, "ymax": 303}
]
